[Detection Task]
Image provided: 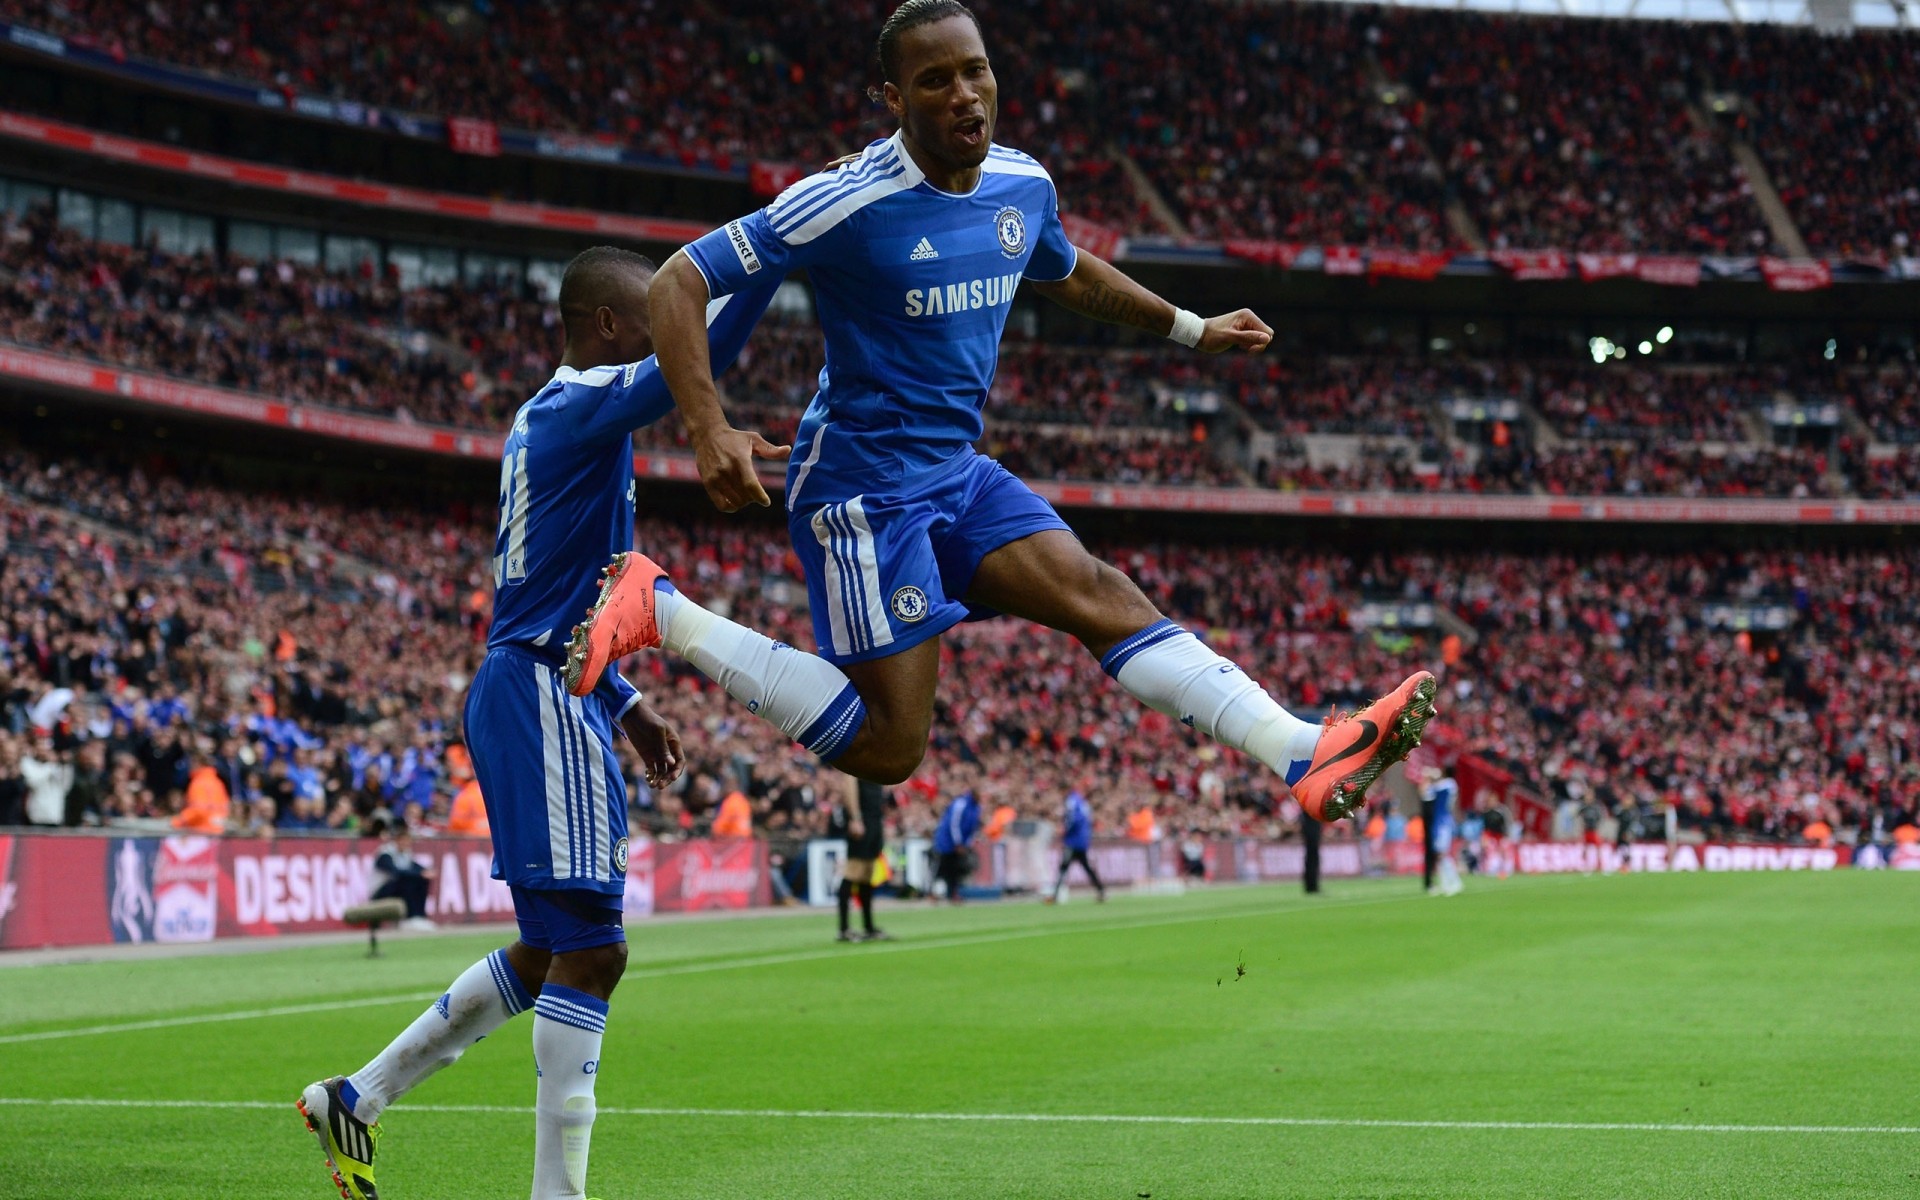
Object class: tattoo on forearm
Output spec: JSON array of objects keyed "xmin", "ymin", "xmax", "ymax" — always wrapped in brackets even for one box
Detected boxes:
[{"xmin": 1077, "ymin": 280, "xmax": 1152, "ymax": 329}]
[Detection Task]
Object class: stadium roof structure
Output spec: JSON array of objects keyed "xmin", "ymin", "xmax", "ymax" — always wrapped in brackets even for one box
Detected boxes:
[{"xmin": 1314, "ymin": 0, "xmax": 1912, "ymax": 29}]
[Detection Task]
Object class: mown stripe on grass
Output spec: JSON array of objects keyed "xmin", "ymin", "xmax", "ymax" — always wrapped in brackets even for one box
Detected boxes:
[
  {"xmin": 0, "ymin": 888, "xmax": 1423, "ymax": 1045},
  {"xmin": 1, "ymin": 1097, "xmax": 1912, "ymax": 1136}
]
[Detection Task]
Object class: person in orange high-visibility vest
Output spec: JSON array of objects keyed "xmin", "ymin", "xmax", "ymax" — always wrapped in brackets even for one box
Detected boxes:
[
  {"xmin": 447, "ymin": 779, "xmax": 490, "ymax": 838},
  {"xmin": 985, "ymin": 803, "xmax": 1016, "ymax": 841},
  {"xmin": 711, "ymin": 789, "xmax": 753, "ymax": 838},
  {"xmin": 1126, "ymin": 806, "xmax": 1157, "ymax": 842},
  {"xmin": 171, "ymin": 764, "xmax": 231, "ymax": 833}
]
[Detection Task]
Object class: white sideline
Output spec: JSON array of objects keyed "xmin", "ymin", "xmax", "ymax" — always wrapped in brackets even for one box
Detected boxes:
[{"xmin": 0, "ymin": 1097, "xmax": 1912, "ymax": 1136}]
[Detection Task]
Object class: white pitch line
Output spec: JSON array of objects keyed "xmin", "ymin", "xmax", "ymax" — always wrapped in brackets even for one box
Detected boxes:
[
  {"xmin": 0, "ymin": 1097, "xmax": 1910, "ymax": 1137},
  {"xmin": 0, "ymin": 890, "xmax": 1376, "ymax": 1046}
]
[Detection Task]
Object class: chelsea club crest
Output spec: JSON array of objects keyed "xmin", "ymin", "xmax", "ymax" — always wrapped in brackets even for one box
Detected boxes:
[
  {"xmin": 993, "ymin": 206, "xmax": 1027, "ymax": 259},
  {"xmin": 891, "ymin": 585, "xmax": 930, "ymax": 623}
]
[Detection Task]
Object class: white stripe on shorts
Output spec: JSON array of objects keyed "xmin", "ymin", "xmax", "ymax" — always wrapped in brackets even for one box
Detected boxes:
[
  {"xmin": 534, "ymin": 663, "xmax": 573, "ymax": 878},
  {"xmin": 841, "ymin": 498, "xmax": 894, "ymax": 655},
  {"xmin": 574, "ymin": 691, "xmax": 611, "ymax": 884},
  {"xmin": 810, "ymin": 506, "xmax": 857, "ymax": 657}
]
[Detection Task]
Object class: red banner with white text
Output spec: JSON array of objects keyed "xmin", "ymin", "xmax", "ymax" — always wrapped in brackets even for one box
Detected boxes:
[
  {"xmin": 1759, "ymin": 257, "xmax": 1833, "ymax": 292},
  {"xmin": 0, "ymin": 833, "xmax": 773, "ymax": 950}
]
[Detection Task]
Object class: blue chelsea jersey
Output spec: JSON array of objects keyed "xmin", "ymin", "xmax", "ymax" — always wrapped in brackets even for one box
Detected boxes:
[
  {"xmin": 684, "ymin": 131, "xmax": 1079, "ymax": 509},
  {"xmin": 486, "ymin": 279, "xmax": 778, "ymax": 658}
]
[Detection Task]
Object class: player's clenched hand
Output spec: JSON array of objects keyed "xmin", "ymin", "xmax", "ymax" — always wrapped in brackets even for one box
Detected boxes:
[
  {"xmin": 1198, "ymin": 310, "xmax": 1274, "ymax": 355},
  {"xmin": 693, "ymin": 425, "xmax": 790, "ymax": 512},
  {"xmin": 619, "ymin": 697, "xmax": 685, "ymax": 789}
]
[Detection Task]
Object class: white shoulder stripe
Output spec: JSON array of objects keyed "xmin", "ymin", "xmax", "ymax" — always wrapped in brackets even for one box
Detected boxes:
[
  {"xmin": 983, "ymin": 156, "xmax": 1053, "ymax": 182},
  {"xmin": 772, "ymin": 157, "xmax": 905, "ymax": 236},
  {"xmin": 785, "ymin": 169, "xmax": 919, "ymax": 245},
  {"xmin": 767, "ymin": 144, "xmax": 902, "ymax": 228},
  {"xmin": 769, "ymin": 150, "xmax": 899, "ymax": 222},
  {"xmin": 551, "ymin": 364, "xmax": 621, "ymax": 387}
]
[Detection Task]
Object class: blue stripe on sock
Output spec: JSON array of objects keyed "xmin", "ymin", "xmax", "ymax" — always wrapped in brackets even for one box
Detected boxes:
[
  {"xmin": 338, "ymin": 1077, "xmax": 362, "ymax": 1114},
  {"xmin": 539, "ymin": 983, "xmax": 609, "ymax": 1018},
  {"xmin": 488, "ymin": 949, "xmax": 534, "ymax": 1015},
  {"xmin": 1100, "ymin": 619, "xmax": 1185, "ymax": 679},
  {"xmin": 798, "ymin": 682, "xmax": 867, "ymax": 762},
  {"xmin": 537, "ymin": 996, "xmax": 609, "ymax": 1029}
]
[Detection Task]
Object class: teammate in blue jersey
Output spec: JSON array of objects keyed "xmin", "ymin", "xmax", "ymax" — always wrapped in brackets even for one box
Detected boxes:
[
  {"xmin": 571, "ymin": 0, "xmax": 1435, "ymax": 829},
  {"xmin": 299, "ymin": 247, "xmax": 820, "ymax": 1200}
]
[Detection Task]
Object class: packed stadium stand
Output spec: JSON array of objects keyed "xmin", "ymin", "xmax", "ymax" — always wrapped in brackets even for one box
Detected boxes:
[
  {"xmin": 0, "ymin": 0, "xmax": 1916, "ymax": 868},
  {"xmin": 1, "ymin": 0, "xmax": 1913, "ymax": 254},
  {"xmin": 3, "ymin": 437, "xmax": 1916, "ymax": 850}
]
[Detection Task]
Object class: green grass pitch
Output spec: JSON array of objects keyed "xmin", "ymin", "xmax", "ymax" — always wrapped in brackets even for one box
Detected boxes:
[{"xmin": 1, "ymin": 872, "xmax": 1916, "ymax": 1199}]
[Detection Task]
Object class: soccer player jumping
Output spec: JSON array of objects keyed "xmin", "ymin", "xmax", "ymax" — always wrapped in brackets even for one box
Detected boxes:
[{"xmin": 570, "ymin": 0, "xmax": 1435, "ymax": 827}]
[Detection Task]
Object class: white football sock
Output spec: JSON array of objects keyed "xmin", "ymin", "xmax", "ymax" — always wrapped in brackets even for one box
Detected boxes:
[
  {"xmin": 656, "ymin": 584, "xmax": 866, "ymax": 760},
  {"xmin": 531, "ymin": 985, "xmax": 608, "ymax": 1200},
  {"xmin": 343, "ymin": 948, "xmax": 532, "ymax": 1123},
  {"xmin": 1104, "ymin": 620, "xmax": 1321, "ymax": 784}
]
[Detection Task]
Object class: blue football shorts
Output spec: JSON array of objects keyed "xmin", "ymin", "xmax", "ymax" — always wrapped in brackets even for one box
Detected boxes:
[
  {"xmin": 463, "ymin": 646, "xmax": 630, "ymax": 898},
  {"xmin": 788, "ymin": 450, "xmax": 1072, "ymax": 666},
  {"xmin": 509, "ymin": 885, "xmax": 626, "ymax": 954}
]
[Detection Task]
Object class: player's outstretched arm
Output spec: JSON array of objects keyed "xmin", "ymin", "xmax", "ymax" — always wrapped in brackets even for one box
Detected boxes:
[
  {"xmin": 1028, "ymin": 251, "xmax": 1273, "ymax": 354},
  {"xmin": 651, "ymin": 249, "xmax": 789, "ymax": 512}
]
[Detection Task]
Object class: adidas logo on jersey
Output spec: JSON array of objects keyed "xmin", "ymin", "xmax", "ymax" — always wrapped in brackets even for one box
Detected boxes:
[{"xmin": 909, "ymin": 237, "xmax": 940, "ymax": 261}]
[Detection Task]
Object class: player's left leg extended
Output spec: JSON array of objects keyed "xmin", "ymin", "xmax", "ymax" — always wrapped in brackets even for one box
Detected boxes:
[
  {"xmin": 965, "ymin": 528, "xmax": 1435, "ymax": 821},
  {"xmin": 300, "ymin": 942, "xmax": 545, "ymax": 1200}
]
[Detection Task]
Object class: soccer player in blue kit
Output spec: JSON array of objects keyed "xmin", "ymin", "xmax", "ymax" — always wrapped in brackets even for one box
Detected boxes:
[
  {"xmin": 298, "ymin": 248, "xmax": 813, "ymax": 1200},
  {"xmin": 571, "ymin": 0, "xmax": 1436, "ymax": 834}
]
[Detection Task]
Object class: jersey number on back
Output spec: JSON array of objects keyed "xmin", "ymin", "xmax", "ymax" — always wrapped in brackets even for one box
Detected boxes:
[{"xmin": 494, "ymin": 448, "xmax": 530, "ymax": 587}]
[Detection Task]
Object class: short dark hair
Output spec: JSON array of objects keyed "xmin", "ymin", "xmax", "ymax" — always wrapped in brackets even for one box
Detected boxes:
[
  {"xmin": 875, "ymin": 0, "xmax": 981, "ymax": 86},
  {"xmin": 558, "ymin": 246, "xmax": 654, "ymax": 335}
]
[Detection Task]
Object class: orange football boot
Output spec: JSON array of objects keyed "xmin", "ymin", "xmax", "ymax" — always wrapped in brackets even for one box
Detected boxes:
[
  {"xmin": 1292, "ymin": 671, "xmax": 1439, "ymax": 822},
  {"xmin": 564, "ymin": 551, "xmax": 669, "ymax": 697}
]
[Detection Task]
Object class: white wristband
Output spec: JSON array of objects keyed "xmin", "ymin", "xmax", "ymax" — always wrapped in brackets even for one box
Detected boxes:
[{"xmin": 1168, "ymin": 307, "xmax": 1204, "ymax": 348}]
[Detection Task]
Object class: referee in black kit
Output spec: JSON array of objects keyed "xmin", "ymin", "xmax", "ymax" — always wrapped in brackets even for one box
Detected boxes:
[{"xmin": 830, "ymin": 775, "xmax": 893, "ymax": 942}]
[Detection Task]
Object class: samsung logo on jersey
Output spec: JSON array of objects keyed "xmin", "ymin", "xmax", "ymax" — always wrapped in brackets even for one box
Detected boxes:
[{"xmin": 904, "ymin": 271, "xmax": 1023, "ymax": 317}]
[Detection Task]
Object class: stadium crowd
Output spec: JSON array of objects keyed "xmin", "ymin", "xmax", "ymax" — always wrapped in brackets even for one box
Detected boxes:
[
  {"xmin": 4, "ymin": 0, "xmax": 1914, "ymax": 253},
  {"xmin": 2, "ymin": 442, "xmax": 1915, "ymax": 855}
]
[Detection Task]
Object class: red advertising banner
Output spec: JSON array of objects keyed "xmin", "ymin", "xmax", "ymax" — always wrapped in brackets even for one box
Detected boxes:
[
  {"xmin": 1636, "ymin": 256, "xmax": 1703, "ymax": 287},
  {"xmin": 749, "ymin": 160, "xmax": 808, "ymax": 198},
  {"xmin": 1489, "ymin": 249, "xmax": 1570, "ymax": 281},
  {"xmin": 1322, "ymin": 245, "xmax": 1366, "ymax": 275},
  {"xmin": 1222, "ymin": 239, "xmax": 1307, "ymax": 269},
  {"xmin": 1060, "ymin": 213, "xmax": 1126, "ymax": 262},
  {"xmin": 1367, "ymin": 249, "xmax": 1453, "ymax": 281},
  {"xmin": 1575, "ymin": 255, "xmax": 1701, "ymax": 287},
  {"xmin": 1759, "ymin": 257, "xmax": 1833, "ymax": 292},
  {"xmin": 2, "ymin": 836, "xmax": 110, "ymax": 948},
  {"xmin": 0, "ymin": 833, "xmax": 770, "ymax": 950},
  {"xmin": 651, "ymin": 839, "xmax": 770, "ymax": 912},
  {"xmin": 1515, "ymin": 841, "xmax": 1851, "ymax": 874},
  {"xmin": 1576, "ymin": 253, "xmax": 1637, "ymax": 282},
  {"xmin": 445, "ymin": 116, "xmax": 502, "ymax": 158}
]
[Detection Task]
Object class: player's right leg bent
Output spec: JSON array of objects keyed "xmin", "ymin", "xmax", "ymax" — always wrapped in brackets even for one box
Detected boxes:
[{"xmin": 957, "ymin": 466, "xmax": 1437, "ymax": 821}]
